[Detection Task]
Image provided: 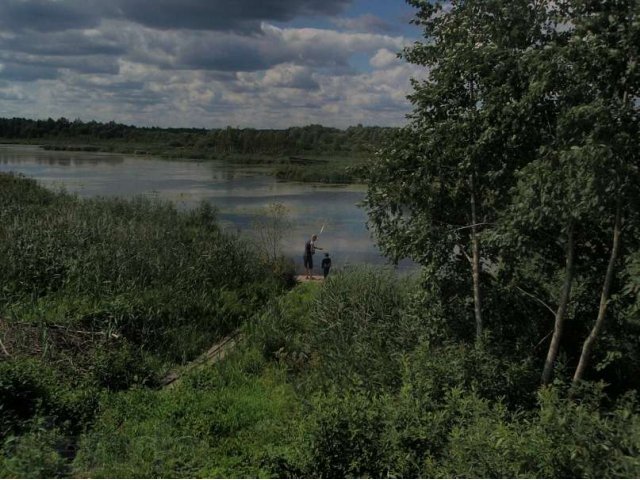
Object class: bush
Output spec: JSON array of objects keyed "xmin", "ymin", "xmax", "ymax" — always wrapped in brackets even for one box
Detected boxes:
[
  {"xmin": 249, "ymin": 282, "xmax": 318, "ymax": 371},
  {"xmin": 301, "ymin": 389, "xmax": 397, "ymax": 478},
  {"xmin": 0, "ymin": 429, "xmax": 70, "ymax": 478},
  {"xmin": 0, "ymin": 360, "xmax": 55, "ymax": 437},
  {"xmin": 305, "ymin": 267, "xmax": 423, "ymax": 390},
  {"xmin": 430, "ymin": 386, "xmax": 640, "ymax": 478},
  {"xmin": 0, "ymin": 359, "xmax": 99, "ymax": 438}
]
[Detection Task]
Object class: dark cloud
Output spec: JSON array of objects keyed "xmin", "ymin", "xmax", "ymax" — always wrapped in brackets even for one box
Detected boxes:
[
  {"xmin": 0, "ymin": 53, "xmax": 120, "ymax": 81},
  {"xmin": 0, "ymin": 0, "xmax": 352, "ymax": 34},
  {"xmin": 0, "ymin": 0, "xmax": 99, "ymax": 33},
  {"xmin": 177, "ymin": 35, "xmax": 274, "ymax": 71},
  {"xmin": 53, "ymin": 56, "xmax": 121, "ymax": 75},
  {"xmin": 106, "ymin": 0, "xmax": 352, "ymax": 32},
  {"xmin": 171, "ymin": 27, "xmax": 401, "ymax": 73},
  {"xmin": 0, "ymin": 62, "xmax": 59, "ymax": 81},
  {"xmin": 0, "ymin": 31, "xmax": 126, "ymax": 57}
]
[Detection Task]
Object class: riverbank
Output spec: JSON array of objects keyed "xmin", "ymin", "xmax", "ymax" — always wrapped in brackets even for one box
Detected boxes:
[
  {"xmin": 0, "ymin": 119, "xmax": 390, "ymax": 184},
  {"xmin": 1, "ymin": 139, "xmax": 365, "ymax": 184}
]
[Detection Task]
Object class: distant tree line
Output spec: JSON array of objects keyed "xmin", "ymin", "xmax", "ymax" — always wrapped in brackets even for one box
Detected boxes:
[{"xmin": 0, "ymin": 117, "xmax": 395, "ymax": 156}]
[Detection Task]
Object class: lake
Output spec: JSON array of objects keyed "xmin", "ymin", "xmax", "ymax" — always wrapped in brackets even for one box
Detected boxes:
[{"xmin": 0, "ymin": 144, "xmax": 406, "ymax": 272}]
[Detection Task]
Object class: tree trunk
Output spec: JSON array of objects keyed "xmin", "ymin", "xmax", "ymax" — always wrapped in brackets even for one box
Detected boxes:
[
  {"xmin": 470, "ymin": 172, "xmax": 483, "ymax": 339},
  {"xmin": 541, "ymin": 222, "xmax": 575, "ymax": 385},
  {"xmin": 572, "ymin": 202, "xmax": 622, "ymax": 386}
]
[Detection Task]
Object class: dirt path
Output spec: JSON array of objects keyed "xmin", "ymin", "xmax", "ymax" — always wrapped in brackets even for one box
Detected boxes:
[
  {"xmin": 161, "ymin": 329, "xmax": 243, "ymax": 389},
  {"xmin": 161, "ymin": 276, "xmax": 320, "ymax": 388}
]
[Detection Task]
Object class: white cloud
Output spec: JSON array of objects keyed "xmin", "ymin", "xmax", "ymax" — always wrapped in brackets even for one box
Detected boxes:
[
  {"xmin": 0, "ymin": 11, "xmax": 422, "ymax": 128},
  {"xmin": 370, "ymin": 48, "xmax": 400, "ymax": 69}
]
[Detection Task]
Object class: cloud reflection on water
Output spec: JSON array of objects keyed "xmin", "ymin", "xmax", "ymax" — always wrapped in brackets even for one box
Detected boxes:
[{"xmin": 0, "ymin": 144, "xmax": 411, "ymax": 271}]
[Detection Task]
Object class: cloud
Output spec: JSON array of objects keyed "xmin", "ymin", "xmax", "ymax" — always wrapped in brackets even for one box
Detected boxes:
[
  {"xmin": 0, "ymin": 62, "xmax": 59, "ymax": 81},
  {"xmin": 0, "ymin": 0, "xmax": 353, "ymax": 34},
  {"xmin": 114, "ymin": 23, "xmax": 406, "ymax": 73},
  {"xmin": 370, "ymin": 48, "xmax": 401, "ymax": 69},
  {"xmin": 332, "ymin": 14, "xmax": 398, "ymax": 34},
  {"xmin": 260, "ymin": 24, "xmax": 404, "ymax": 70},
  {"xmin": 0, "ymin": 30, "xmax": 126, "ymax": 57},
  {"xmin": 0, "ymin": 0, "xmax": 99, "ymax": 33},
  {"xmin": 262, "ymin": 64, "xmax": 319, "ymax": 90},
  {"xmin": 0, "ymin": 51, "xmax": 120, "ymax": 80},
  {"xmin": 0, "ymin": 83, "xmax": 26, "ymax": 101},
  {"xmin": 105, "ymin": 0, "xmax": 352, "ymax": 32},
  {"xmin": 0, "ymin": 0, "xmax": 420, "ymax": 127}
]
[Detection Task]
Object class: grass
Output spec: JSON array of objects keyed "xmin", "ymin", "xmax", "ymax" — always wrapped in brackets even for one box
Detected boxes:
[
  {"xmin": 0, "ymin": 173, "xmax": 282, "ymax": 362},
  {"xmin": 0, "ymin": 172, "xmax": 292, "ymax": 476},
  {"xmin": 73, "ymin": 348, "xmax": 300, "ymax": 478}
]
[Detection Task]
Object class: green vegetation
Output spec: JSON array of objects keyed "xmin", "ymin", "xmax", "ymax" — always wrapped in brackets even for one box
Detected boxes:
[
  {"xmin": 1, "ymin": 173, "xmax": 639, "ymax": 477},
  {"xmin": 365, "ymin": 0, "xmax": 640, "ymax": 386},
  {"xmin": 0, "ymin": 120, "xmax": 392, "ymax": 183},
  {"xmin": 0, "ymin": 173, "xmax": 292, "ymax": 477},
  {"xmin": 2, "ymin": 0, "xmax": 640, "ymax": 477}
]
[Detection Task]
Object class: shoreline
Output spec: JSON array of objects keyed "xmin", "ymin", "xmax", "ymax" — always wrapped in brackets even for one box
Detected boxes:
[{"xmin": 0, "ymin": 139, "xmax": 365, "ymax": 184}]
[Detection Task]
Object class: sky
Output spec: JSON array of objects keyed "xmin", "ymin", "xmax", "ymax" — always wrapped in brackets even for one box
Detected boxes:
[{"xmin": 0, "ymin": 0, "xmax": 424, "ymax": 129}]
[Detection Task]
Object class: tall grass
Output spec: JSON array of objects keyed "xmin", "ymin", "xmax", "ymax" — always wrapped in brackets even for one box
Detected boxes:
[
  {"xmin": 0, "ymin": 173, "xmax": 282, "ymax": 363},
  {"xmin": 0, "ymin": 172, "xmax": 292, "ymax": 476}
]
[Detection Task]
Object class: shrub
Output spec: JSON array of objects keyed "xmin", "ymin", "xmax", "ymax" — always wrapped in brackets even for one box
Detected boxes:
[
  {"xmin": 305, "ymin": 266, "xmax": 423, "ymax": 390},
  {"xmin": 301, "ymin": 389, "xmax": 397, "ymax": 478},
  {"xmin": 0, "ymin": 429, "xmax": 70, "ymax": 478},
  {"xmin": 249, "ymin": 282, "xmax": 318, "ymax": 371},
  {"xmin": 73, "ymin": 351, "xmax": 299, "ymax": 478},
  {"xmin": 0, "ymin": 358, "xmax": 99, "ymax": 439}
]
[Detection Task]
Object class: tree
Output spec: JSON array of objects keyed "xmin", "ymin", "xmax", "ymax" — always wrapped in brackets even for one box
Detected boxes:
[
  {"xmin": 251, "ymin": 203, "xmax": 293, "ymax": 265},
  {"xmin": 561, "ymin": 0, "xmax": 640, "ymax": 387},
  {"xmin": 364, "ymin": 0, "xmax": 547, "ymax": 340},
  {"xmin": 492, "ymin": 0, "xmax": 640, "ymax": 385}
]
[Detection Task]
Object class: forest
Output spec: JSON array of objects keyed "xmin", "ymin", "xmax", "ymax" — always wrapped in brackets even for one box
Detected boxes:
[
  {"xmin": 0, "ymin": 118, "xmax": 392, "ymax": 157},
  {"xmin": 1, "ymin": 0, "xmax": 640, "ymax": 477}
]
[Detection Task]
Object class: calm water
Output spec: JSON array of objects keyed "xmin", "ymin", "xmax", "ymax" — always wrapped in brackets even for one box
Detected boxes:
[{"xmin": 0, "ymin": 144, "xmax": 404, "ymax": 271}]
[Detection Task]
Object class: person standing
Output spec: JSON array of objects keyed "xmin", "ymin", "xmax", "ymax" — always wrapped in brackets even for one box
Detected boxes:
[
  {"xmin": 321, "ymin": 252, "xmax": 332, "ymax": 279},
  {"xmin": 303, "ymin": 234, "xmax": 322, "ymax": 279}
]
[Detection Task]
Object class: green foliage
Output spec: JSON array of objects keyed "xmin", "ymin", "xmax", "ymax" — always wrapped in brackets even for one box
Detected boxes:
[
  {"xmin": 0, "ymin": 117, "xmax": 392, "ymax": 167},
  {"xmin": 365, "ymin": 0, "xmax": 640, "ymax": 389},
  {"xmin": 432, "ymin": 387, "xmax": 640, "ymax": 478},
  {"xmin": 301, "ymin": 389, "xmax": 396, "ymax": 478},
  {"xmin": 3, "ymin": 1, "xmax": 640, "ymax": 473},
  {"xmin": 73, "ymin": 348, "xmax": 300, "ymax": 478},
  {"xmin": 0, "ymin": 173, "xmax": 280, "ymax": 363},
  {"xmin": 0, "ymin": 359, "xmax": 99, "ymax": 441},
  {"xmin": 304, "ymin": 267, "xmax": 423, "ymax": 391},
  {"xmin": 0, "ymin": 429, "xmax": 70, "ymax": 479},
  {"xmin": 0, "ymin": 173, "xmax": 288, "ymax": 476},
  {"xmin": 0, "ymin": 359, "xmax": 58, "ymax": 437},
  {"xmin": 298, "ymin": 368, "xmax": 640, "ymax": 478},
  {"xmin": 250, "ymin": 282, "xmax": 318, "ymax": 371}
]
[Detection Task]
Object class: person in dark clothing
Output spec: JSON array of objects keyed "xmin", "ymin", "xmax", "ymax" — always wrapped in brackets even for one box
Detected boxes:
[
  {"xmin": 321, "ymin": 252, "xmax": 332, "ymax": 279},
  {"xmin": 303, "ymin": 234, "xmax": 322, "ymax": 279}
]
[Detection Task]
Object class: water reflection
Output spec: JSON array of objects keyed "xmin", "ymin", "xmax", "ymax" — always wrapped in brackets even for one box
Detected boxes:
[{"xmin": 0, "ymin": 144, "xmax": 409, "ymax": 271}]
